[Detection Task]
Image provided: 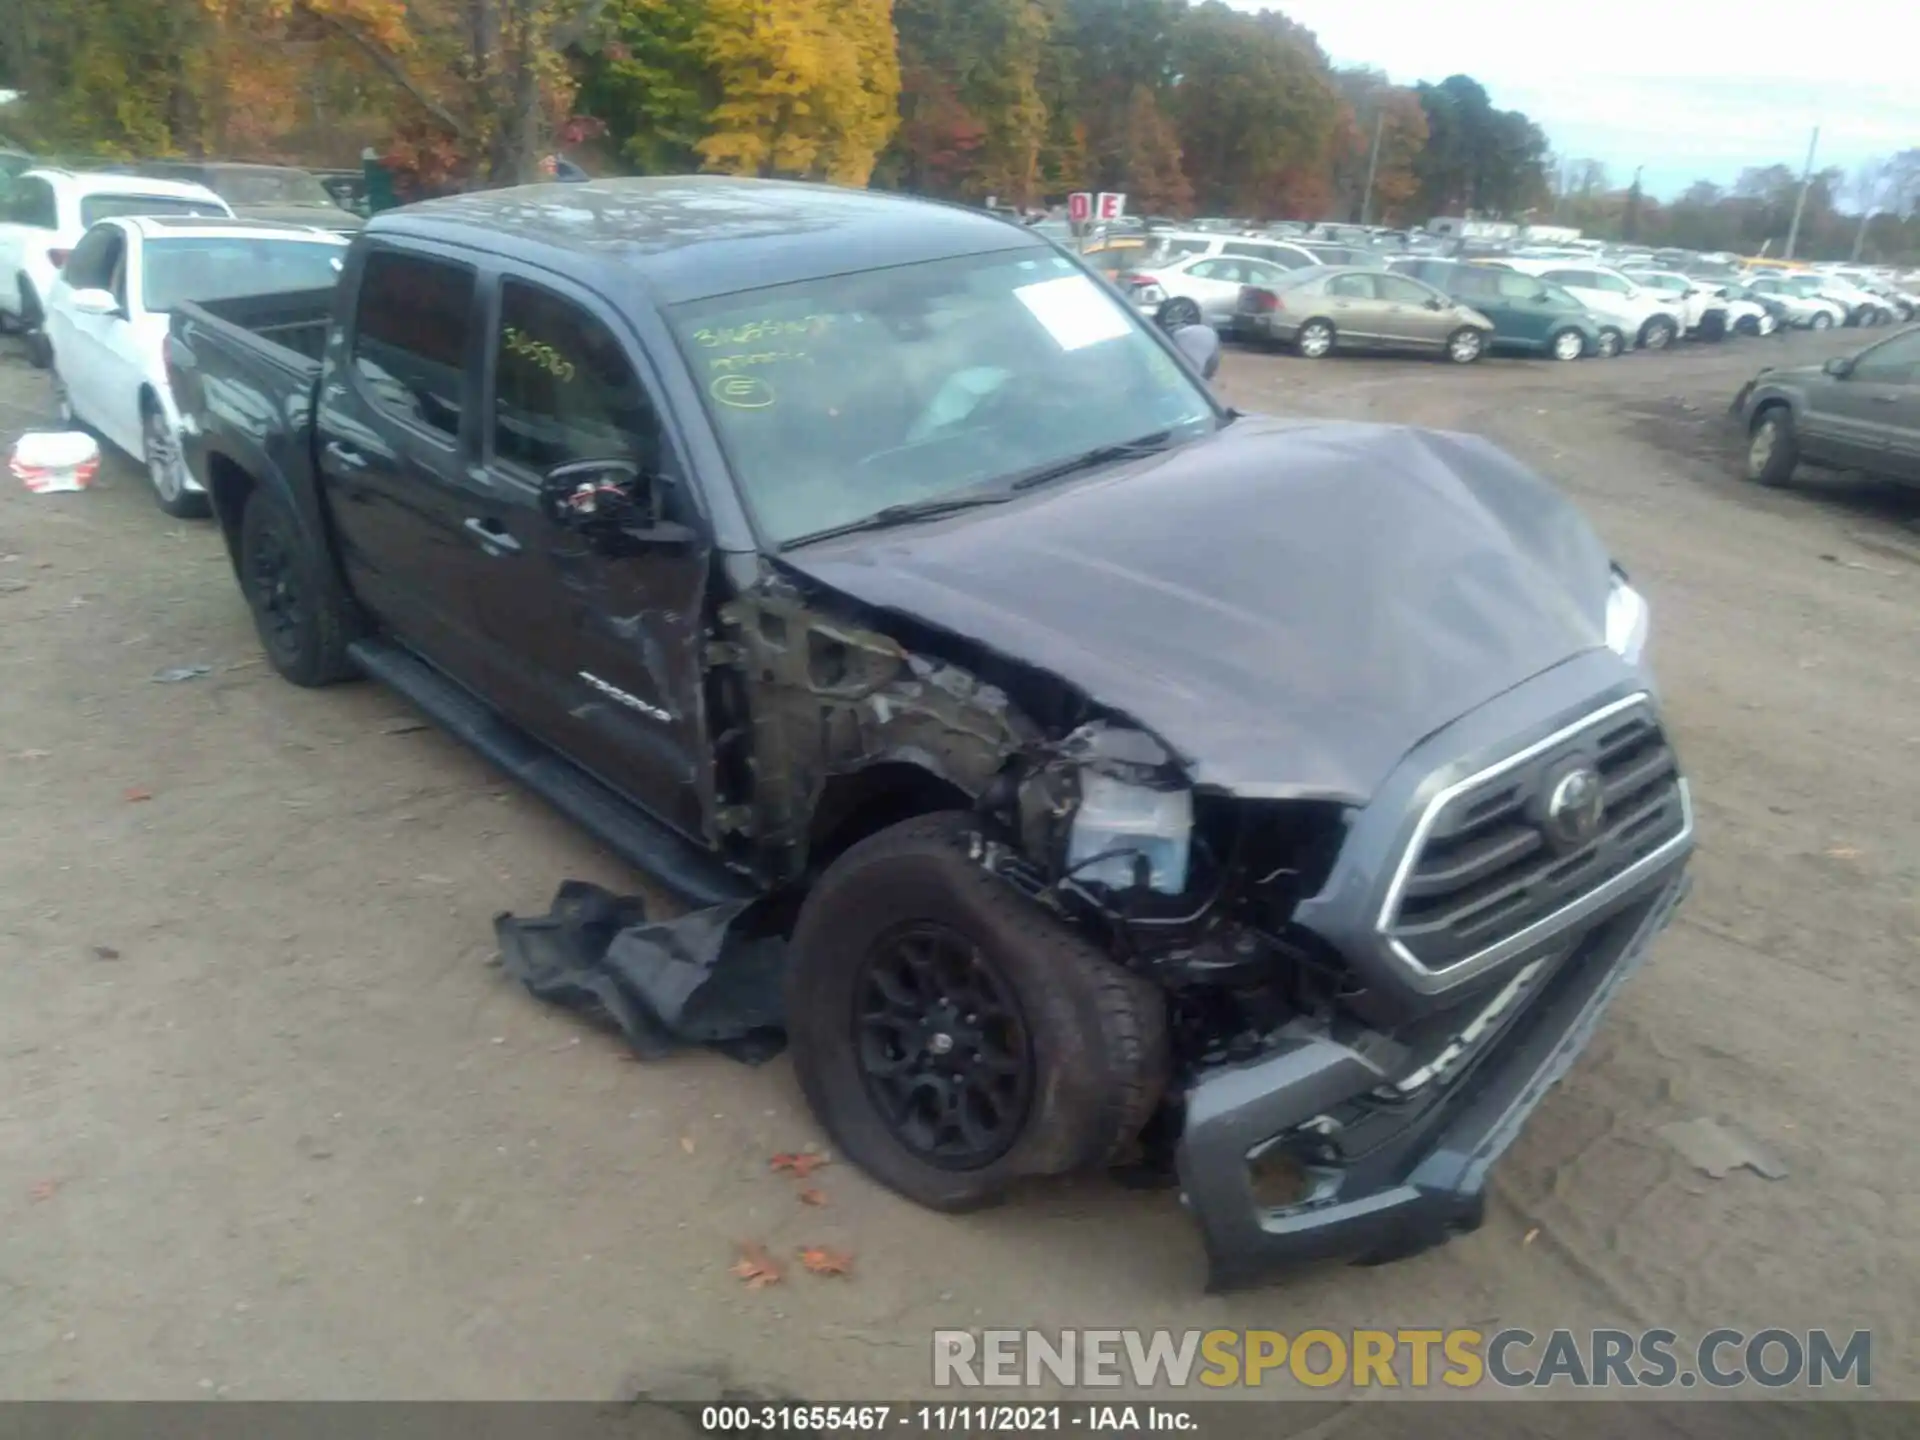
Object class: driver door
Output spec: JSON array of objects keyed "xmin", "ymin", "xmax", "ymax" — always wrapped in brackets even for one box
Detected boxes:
[{"xmin": 462, "ymin": 269, "xmax": 715, "ymax": 842}]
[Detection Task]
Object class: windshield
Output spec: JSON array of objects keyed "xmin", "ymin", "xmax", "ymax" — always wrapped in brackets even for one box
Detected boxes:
[
  {"xmin": 81, "ymin": 194, "xmax": 228, "ymax": 226},
  {"xmin": 141, "ymin": 236, "xmax": 345, "ymax": 312},
  {"xmin": 213, "ymin": 168, "xmax": 337, "ymax": 207},
  {"xmin": 1784, "ymin": 276, "xmax": 1828, "ymax": 295},
  {"xmin": 668, "ymin": 248, "xmax": 1219, "ymax": 546}
]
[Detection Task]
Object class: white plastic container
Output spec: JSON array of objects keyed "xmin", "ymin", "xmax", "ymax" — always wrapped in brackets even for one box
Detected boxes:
[
  {"xmin": 11, "ymin": 430, "xmax": 100, "ymax": 494},
  {"xmin": 1065, "ymin": 772, "xmax": 1194, "ymax": 894}
]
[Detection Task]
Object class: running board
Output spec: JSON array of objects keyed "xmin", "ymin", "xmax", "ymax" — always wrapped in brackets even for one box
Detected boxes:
[{"xmin": 348, "ymin": 637, "xmax": 754, "ymax": 908}]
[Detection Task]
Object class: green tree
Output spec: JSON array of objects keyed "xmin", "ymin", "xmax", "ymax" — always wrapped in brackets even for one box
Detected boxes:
[{"xmin": 575, "ymin": 0, "xmax": 713, "ymax": 174}]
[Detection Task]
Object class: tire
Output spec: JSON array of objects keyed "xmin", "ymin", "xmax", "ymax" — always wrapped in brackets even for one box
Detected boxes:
[
  {"xmin": 18, "ymin": 280, "xmax": 48, "ymax": 369},
  {"xmin": 141, "ymin": 401, "xmax": 210, "ymax": 519},
  {"xmin": 1157, "ymin": 297, "xmax": 1201, "ymax": 329},
  {"xmin": 1443, "ymin": 326, "xmax": 1485, "ymax": 364},
  {"xmin": 238, "ymin": 483, "xmax": 359, "ymax": 687},
  {"xmin": 1638, "ymin": 315, "xmax": 1677, "ymax": 352},
  {"xmin": 1810, "ymin": 310, "xmax": 1833, "ymax": 331},
  {"xmin": 786, "ymin": 812, "xmax": 1170, "ymax": 1212},
  {"xmin": 1295, "ymin": 318, "xmax": 1335, "ymax": 359},
  {"xmin": 1746, "ymin": 405, "xmax": 1798, "ymax": 488},
  {"xmin": 1548, "ymin": 327, "xmax": 1584, "ymax": 361},
  {"xmin": 1734, "ymin": 315, "xmax": 1759, "ymax": 337},
  {"xmin": 1699, "ymin": 310, "xmax": 1727, "ymax": 343},
  {"xmin": 1595, "ymin": 328, "xmax": 1623, "ymax": 359}
]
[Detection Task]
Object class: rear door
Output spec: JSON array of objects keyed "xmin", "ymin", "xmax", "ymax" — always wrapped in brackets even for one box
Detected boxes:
[
  {"xmin": 1323, "ymin": 271, "xmax": 1386, "ymax": 342},
  {"xmin": 1179, "ymin": 259, "xmax": 1253, "ymax": 325},
  {"xmin": 462, "ymin": 269, "xmax": 716, "ymax": 841},
  {"xmin": 316, "ymin": 242, "xmax": 492, "ymax": 682},
  {"xmin": 1373, "ymin": 271, "xmax": 1451, "ymax": 348},
  {"xmin": 1448, "ymin": 266, "xmax": 1517, "ymax": 340},
  {"xmin": 1833, "ymin": 331, "xmax": 1920, "ymax": 479}
]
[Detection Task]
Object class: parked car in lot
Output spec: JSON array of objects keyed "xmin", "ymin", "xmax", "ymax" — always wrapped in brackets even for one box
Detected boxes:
[
  {"xmin": 0, "ymin": 168, "xmax": 230, "ymax": 361},
  {"xmin": 1391, "ymin": 258, "xmax": 1608, "ymax": 359},
  {"xmin": 1741, "ymin": 274, "xmax": 1847, "ymax": 330},
  {"xmin": 1232, "ymin": 264, "xmax": 1494, "ymax": 362},
  {"xmin": 1715, "ymin": 280, "xmax": 1795, "ymax": 334},
  {"xmin": 1794, "ymin": 271, "xmax": 1897, "ymax": 326},
  {"xmin": 44, "ymin": 215, "xmax": 349, "ymax": 516},
  {"xmin": 100, "ymin": 161, "xmax": 364, "ymax": 232},
  {"xmin": 1485, "ymin": 259, "xmax": 1683, "ymax": 352},
  {"xmin": 1296, "ymin": 242, "xmax": 1388, "ymax": 270},
  {"xmin": 1140, "ymin": 229, "xmax": 1320, "ymax": 272},
  {"xmin": 1733, "ymin": 326, "xmax": 1920, "ymax": 487},
  {"xmin": 165, "ymin": 177, "xmax": 1691, "ymax": 1290},
  {"xmin": 1622, "ymin": 269, "xmax": 1731, "ymax": 340},
  {"xmin": 1116, "ymin": 252, "xmax": 1305, "ymax": 329}
]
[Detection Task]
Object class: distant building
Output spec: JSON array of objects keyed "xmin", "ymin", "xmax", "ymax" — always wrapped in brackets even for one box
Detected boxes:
[{"xmin": 1425, "ymin": 217, "xmax": 1521, "ymax": 241}]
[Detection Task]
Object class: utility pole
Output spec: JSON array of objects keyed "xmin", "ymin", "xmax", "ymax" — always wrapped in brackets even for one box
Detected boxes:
[
  {"xmin": 1359, "ymin": 107, "xmax": 1385, "ymax": 226},
  {"xmin": 1784, "ymin": 125, "xmax": 1820, "ymax": 261}
]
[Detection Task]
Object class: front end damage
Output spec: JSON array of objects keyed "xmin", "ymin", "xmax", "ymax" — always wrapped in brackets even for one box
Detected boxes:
[{"xmin": 711, "ymin": 563, "xmax": 1693, "ymax": 1291}]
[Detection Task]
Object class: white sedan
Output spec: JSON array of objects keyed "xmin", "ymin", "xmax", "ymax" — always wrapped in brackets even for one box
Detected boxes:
[
  {"xmin": 1117, "ymin": 252, "xmax": 1314, "ymax": 329},
  {"xmin": 44, "ymin": 216, "xmax": 347, "ymax": 516}
]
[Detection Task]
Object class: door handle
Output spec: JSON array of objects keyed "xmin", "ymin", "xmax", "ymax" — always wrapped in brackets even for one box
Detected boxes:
[
  {"xmin": 324, "ymin": 440, "xmax": 369, "ymax": 470},
  {"xmin": 464, "ymin": 516, "xmax": 522, "ymax": 554}
]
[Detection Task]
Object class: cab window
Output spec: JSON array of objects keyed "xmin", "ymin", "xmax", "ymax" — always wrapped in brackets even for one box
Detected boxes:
[{"xmin": 351, "ymin": 250, "xmax": 474, "ymax": 440}]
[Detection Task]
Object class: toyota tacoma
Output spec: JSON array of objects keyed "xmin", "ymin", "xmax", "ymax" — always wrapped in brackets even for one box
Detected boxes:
[{"xmin": 165, "ymin": 177, "xmax": 1693, "ymax": 1289}]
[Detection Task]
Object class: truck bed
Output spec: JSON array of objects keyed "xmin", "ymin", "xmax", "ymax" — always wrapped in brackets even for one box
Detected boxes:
[{"xmin": 175, "ymin": 288, "xmax": 334, "ymax": 375}]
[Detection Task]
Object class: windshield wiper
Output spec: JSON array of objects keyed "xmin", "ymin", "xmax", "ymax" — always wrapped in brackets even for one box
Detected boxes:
[
  {"xmin": 1005, "ymin": 429, "xmax": 1177, "ymax": 492},
  {"xmin": 781, "ymin": 490, "xmax": 1017, "ymax": 548}
]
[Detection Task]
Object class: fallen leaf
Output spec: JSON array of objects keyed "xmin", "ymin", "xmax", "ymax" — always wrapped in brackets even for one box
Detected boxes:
[
  {"xmin": 798, "ymin": 1246, "xmax": 853, "ymax": 1277},
  {"xmin": 679, "ymin": 1135, "xmax": 695, "ymax": 1156},
  {"xmin": 798, "ymin": 1186, "xmax": 828, "ymax": 1207},
  {"xmin": 771, "ymin": 1152, "xmax": 829, "ymax": 1179},
  {"xmin": 1522, "ymin": 1227, "xmax": 1539, "ymax": 1248},
  {"xmin": 152, "ymin": 664, "xmax": 212, "ymax": 684},
  {"xmin": 91, "ymin": 945, "xmax": 121, "ymax": 961},
  {"xmin": 731, "ymin": 1241, "xmax": 783, "ymax": 1289},
  {"xmin": 1826, "ymin": 846, "xmax": 1861, "ymax": 860},
  {"xmin": 381, "ymin": 719, "xmax": 430, "ymax": 736},
  {"xmin": 12, "ymin": 749, "xmax": 50, "ymax": 760},
  {"xmin": 29, "ymin": 1179, "xmax": 58, "ymax": 1202},
  {"xmin": 123, "ymin": 787, "xmax": 153, "ymax": 803}
]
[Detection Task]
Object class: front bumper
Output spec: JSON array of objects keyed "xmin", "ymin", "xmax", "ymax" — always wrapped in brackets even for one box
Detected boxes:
[{"xmin": 1176, "ymin": 868, "xmax": 1690, "ymax": 1291}]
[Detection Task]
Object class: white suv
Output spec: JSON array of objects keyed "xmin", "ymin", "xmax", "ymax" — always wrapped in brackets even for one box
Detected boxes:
[
  {"xmin": 1140, "ymin": 229, "xmax": 1321, "ymax": 272},
  {"xmin": 0, "ymin": 168, "xmax": 230, "ymax": 361},
  {"xmin": 1494, "ymin": 259, "xmax": 1685, "ymax": 351},
  {"xmin": 1623, "ymin": 269, "xmax": 1731, "ymax": 338}
]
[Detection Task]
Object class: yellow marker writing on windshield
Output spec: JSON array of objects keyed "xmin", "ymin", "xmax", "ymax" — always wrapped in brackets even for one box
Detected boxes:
[{"xmin": 712, "ymin": 374, "xmax": 775, "ymax": 409}]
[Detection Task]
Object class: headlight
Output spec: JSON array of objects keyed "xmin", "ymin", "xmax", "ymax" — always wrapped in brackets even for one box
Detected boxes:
[
  {"xmin": 1065, "ymin": 771, "xmax": 1193, "ymax": 895},
  {"xmin": 1606, "ymin": 574, "xmax": 1650, "ymax": 666}
]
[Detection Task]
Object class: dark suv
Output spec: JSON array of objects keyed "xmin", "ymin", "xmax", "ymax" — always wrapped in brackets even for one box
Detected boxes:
[{"xmin": 1733, "ymin": 327, "xmax": 1920, "ymax": 487}]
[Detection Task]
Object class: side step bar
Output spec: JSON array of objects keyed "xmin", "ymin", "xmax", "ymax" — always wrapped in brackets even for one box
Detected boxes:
[{"xmin": 348, "ymin": 637, "xmax": 755, "ymax": 908}]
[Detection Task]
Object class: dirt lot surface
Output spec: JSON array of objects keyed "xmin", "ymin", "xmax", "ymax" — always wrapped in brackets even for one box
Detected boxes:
[{"xmin": 2, "ymin": 325, "xmax": 1916, "ymax": 1404}]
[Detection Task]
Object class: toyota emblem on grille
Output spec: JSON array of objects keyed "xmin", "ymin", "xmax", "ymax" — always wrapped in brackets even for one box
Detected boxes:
[{"xmin": 1545, "ymin": 765, "xmax": 1606, "ymax": 848}]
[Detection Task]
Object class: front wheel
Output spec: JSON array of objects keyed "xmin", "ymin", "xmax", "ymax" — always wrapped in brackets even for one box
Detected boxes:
[
  {"xmin": 1638, "ymin": 315, "xmax": 1677, "ymax": 351},
  {"xmin": 1295, "ymin": 318, "xmax": 1335, "ymax": 359},
  {"xmin": 786, "ymin": 813, "xmax": 1169, "ymax": 1211},
  {"xmin": 1157, "ymin": 297, "xmax": 1201, "ymax": 329},
  {"xmin": 142, "ymin": 405, "xmax": 210, "ymax": 519},
  {"xmin": 1746, "ymin": 407, "xmax": 1798, "ymax": 487},
  {"xmin": 239, "ymin": 484, "xmax": 359, "ymax": 687},
  {"xmin": 1810, "ymin": 310, "xmax": 1834, "ymax": 331},
  {"xmin": 1444, "ymin": 326, "xmax": 1485, "ymax": 364},
  {"xmin": 1595, "ymin": 328, "xmax": 1624, "ymax": 359},
  {"xmin": 1549, "ymin": 327, "xmax": 1585, "ymax": 362}
]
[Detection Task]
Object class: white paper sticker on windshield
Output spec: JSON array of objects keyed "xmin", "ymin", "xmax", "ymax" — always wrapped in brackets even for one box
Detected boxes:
[{"xmin": 1014, "ymin": 275, "xmax": 1133, "ymax": 352}]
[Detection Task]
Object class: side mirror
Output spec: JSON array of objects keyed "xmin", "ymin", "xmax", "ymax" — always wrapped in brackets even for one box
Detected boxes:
[
  {"xmin": 1425, "ymin": 297, "xmax": 1445, "ymax": 310},
  {"xmin": 1823, "ymin": 356, "xmax": 1854, "ymax": 379},
  {"xmin": 68, "ymin": 287, "xmax": 119, "ymax": 316},
  {"xmin": 1171, "ymin": 322, "xmax": 1221, "ymax": 380}
]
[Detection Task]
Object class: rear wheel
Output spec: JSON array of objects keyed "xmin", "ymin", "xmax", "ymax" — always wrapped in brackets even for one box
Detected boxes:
[
  {"xmin": 1746, "ymin": 406, "xmax": 1798, "ymax": 488},
  {"xmin": 142, "ymin": 403, "xmax": 210, "ymax": 519},
  {"xmin": 1295, "ymin": 318, "xmax": 1335, "ymax": 359},
  {"xmin": 1810, "ymin": 310, "xmax": 1833, "ymax": 331},
  {"xmin": 239, "ymin": 484, "xmax": 358, "ymax": 687},
  {"xmin": 1443, "ymin": 326, "xmax": 1484, "ymax": 364},
  {"xmin": 1549, "ymin": 327, "xmax": 1585, "ymax": 362},
  {"xmin": 786, "ymin": 813, "xmax": 1169, "ymax": 1211}
]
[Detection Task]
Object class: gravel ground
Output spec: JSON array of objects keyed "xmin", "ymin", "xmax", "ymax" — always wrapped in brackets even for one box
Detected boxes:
[{"xmin": 1, "ymin": 324, "xmax": 1915, "ymax": 1402}]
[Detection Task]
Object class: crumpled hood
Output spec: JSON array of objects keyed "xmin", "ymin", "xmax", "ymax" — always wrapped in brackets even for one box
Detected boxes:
[{"xmin": 781, "ymin": 416, "xmax": 1621, "ymax": 805}]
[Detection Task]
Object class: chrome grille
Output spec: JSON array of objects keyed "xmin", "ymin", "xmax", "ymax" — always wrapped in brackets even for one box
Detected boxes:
[{"xmin": 1381, "ymin": 698, "xmax": 1689, "ymax": 974}]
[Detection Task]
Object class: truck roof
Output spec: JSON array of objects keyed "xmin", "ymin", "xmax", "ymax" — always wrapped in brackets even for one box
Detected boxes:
[{"xmin": 371, "ymin": 175, "xmax": 1042, "ymax": 305}]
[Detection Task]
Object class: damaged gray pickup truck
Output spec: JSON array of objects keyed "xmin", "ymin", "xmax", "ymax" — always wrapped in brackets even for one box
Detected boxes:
[{"xmin": 166, "ymin": 176, "xmax": 1693, "ymax": 1289}]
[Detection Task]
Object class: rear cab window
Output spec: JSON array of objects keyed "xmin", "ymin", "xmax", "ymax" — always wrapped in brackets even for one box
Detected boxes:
[{"xmin": 350, "ymin": 249, "xmax": 475, "ymax": 440}]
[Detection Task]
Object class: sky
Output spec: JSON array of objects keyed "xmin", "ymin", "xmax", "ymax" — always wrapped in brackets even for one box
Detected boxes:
[{"xmin": 1223, "ymin": 0, "xmax": 1920, "ymax": 201}]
